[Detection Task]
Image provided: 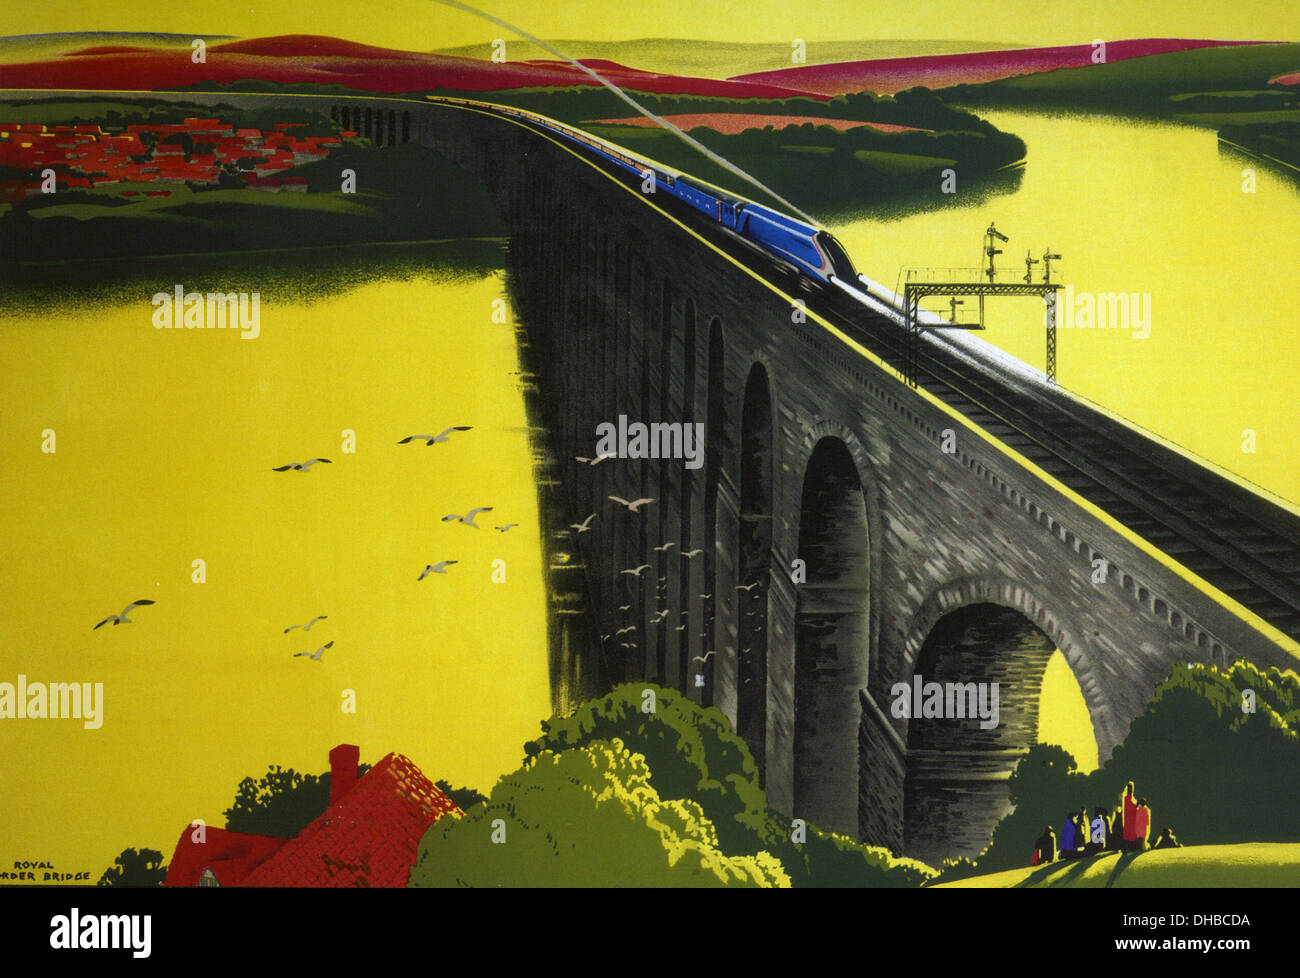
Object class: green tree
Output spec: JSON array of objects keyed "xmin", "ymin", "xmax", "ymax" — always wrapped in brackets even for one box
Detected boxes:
[
  {"xmin": 97, "ymin": 847, "xmax": 167, "ymax": 887},
  {"xmin": 527, "ymin": 683, "xmax": 934, "ymax": 887},
  {"xmin": 411, "ymin": 739, "xmax": 788, "ymax": 888},
  {"xmin": 433, "ymin": 779, "xmax": 487, "ymax": 812},
  {"xmin": 223, "ymin": 762, "xmax": 371, "ymax": 838},
  {"xmin": 960, "ymin": 661, "xmax": 1300, "ymax": 876}
]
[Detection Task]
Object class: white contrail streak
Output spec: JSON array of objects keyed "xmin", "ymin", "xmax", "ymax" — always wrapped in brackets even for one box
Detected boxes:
[{"xmin": 430, "ymin": 0, "xmax": 821, "ymax": 225}]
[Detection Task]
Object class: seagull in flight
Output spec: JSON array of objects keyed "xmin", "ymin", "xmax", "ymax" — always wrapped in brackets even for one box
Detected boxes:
[
  {"xmin": 494, "ymin": 524, "xmax": 519, "ymax": 533},
  {"xmin": 651, "ymin": 609, "xmax": 669, "ymax": 624},
  {"xmin": 620, "ymin": 564, "xmax": 651, "ymax": 578},
  {"xmin": 569, "ymin": 514, "xmax": 596, "ymax": 534},
  {"xmin": 618, "ymin": 604, "xmax": 631, "ymax": 612},
  {"xmin": 294, "ymin": 640, "xmax": 333, "ymax": 661},
  {"xmin": 418, "ymin": 561, "xmax": 458, "ymax": 580},
  {"xmin": 616, "ymin": 625, "xmax": 637, "ymax": 635},
  {"xmin": 284, "ymin": 615, "xmax": 327, "ymax": 634},
  {"xmin": 398, "ymin": 426, "xmax": 472, "ymax": 445},
  {"xmin": 272, "ymin": 458, "xmax": 331, "ymax": 471},
  {"xmin": 609, "ymin": 495, "xmax": 654, "ymax": 513},
  {"xmin": 93, "ymin": 599, "xmax": 155, "ymax": 630},
  {"xmin": 736, "ymin": 581, "xmax": 762, "ymax": 593},
  {"xmin": 683, "ymin": 549, "xmax": 704, "ymax": 559},
  {"xmin": 692, "ymin": 650, "xmax": 717, "ymax": 663},
  {"xmin": 443, "ymin": 507, "xmax": 493, "ymax": 528},
  {"xmin": 653, "ymin": 541, "xmax": 676, "ymax": 553},
  {"xmin": 576, "ymin": 453, "xmax": 615, "ymax": 466}
]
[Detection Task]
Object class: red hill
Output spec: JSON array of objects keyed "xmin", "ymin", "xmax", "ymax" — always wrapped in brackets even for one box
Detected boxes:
[
  {"xmin": 0, "ymin": 32, "xmax": 825, "ymax": 99},
  {"xmin": 729, "ymin": 38, "xmax": 1275, "ymax": 95}
]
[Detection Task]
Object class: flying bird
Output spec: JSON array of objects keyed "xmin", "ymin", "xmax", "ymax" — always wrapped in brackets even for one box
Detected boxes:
[
  {"xmin": 683, "ymin": 549, "xmax": 704, "ymax": 559},
  {"xmin": 284, "ymin": 615, "xmax": 327, "ymax": 634},
  {"xmin": 653, "ymin": 541, "xmax": 676, "ymax": 553},
  {"xmin": 294, "ymin": 640, "xmax": 334, "ymax": 661},
  {"xmin": 272, "ymin": 458, "xmax": 331, "ymax": 471},
  {"xmin": 494, "ymin": 524, "xmax": 519, "ymax": 533},
  {"xmin": 609, "ymin": 495, "xmax": 654, "ymax": 513},
  {"xmin": 692, "ymin": 651, "xmax": 717, "ymax": 663},
  {"xmin": 569, "ymin": 514, "xmax": 597, "ymax": 534},
  {"xmin": 575, "ymin": 453, "xmax": 615, "ymax": 466},
  {"xmin": 618, "ymin": 604, "xmax": 631, "ymax": 612},
  {"xmin": 736, "ymin": 581, "xmax": 762, "ymax": 593},
  {"xmin": 93, "ymin": 599, "xmax": 155, "ymax": 630},
  {"xmin": 418, "ymin": 561, "xmax": 458, "ymax": 580},
  {"xmin": 398, "ymin": 426, "xmax": 472, "ymax": 445},
  {"xmin": 442, "ymin": 507, "xmax": 493, "ymax": 528},
  {"xmin": 615, "ymin": 626, "xmax": 637, "ymax": 636},
  {"xmin": 620, "ymin": 564, "xmax": 651, "ymax": 578},
  {"xmin": 651, "ymin": 609, "xmax": 669, "ymax": 624}
]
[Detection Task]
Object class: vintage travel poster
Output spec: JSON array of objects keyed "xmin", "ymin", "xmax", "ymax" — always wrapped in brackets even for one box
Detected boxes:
[{"xmin": 0, "ymin": 0, "xmax": 1297, "ymax": 951}]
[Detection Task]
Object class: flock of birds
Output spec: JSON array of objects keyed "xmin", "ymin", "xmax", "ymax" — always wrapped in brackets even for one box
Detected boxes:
[
  {"xmin": 92, "ymin": 424, "xmax": 521, "ymax": 665},
  {"xmin": 92, "ymin": 423, "xmax": 767, "ymax": 685},
  {"xmin": 561, "ymin": 452, "xmax": 767, "ymax": 687}
]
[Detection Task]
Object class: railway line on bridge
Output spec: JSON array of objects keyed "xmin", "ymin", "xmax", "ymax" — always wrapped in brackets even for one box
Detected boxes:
[{"xmin": 480, "ymin": 100, "xmax": 1300, "ymax": 650}]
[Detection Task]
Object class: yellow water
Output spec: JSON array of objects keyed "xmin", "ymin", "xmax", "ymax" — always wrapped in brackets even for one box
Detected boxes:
[
  {"xmin": 832, "ymin": 109, "xmax": 1300, "ymax": 508},
  {"xmin": 4, "ymin": 112, "xmax": 1295, "ymax": 871},
  {"xmin": 0, "ymin": 265, "xmax": 551, "ymax": 876},
  {"xmin": 832, "ymin": 110, "xmax": 1300, "ymax": 772}
]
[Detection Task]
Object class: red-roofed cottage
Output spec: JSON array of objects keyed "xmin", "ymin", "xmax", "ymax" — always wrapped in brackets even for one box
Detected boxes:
[{"xmin": 163, "ymin": 744, "xmax": 461, "ymax": 887}]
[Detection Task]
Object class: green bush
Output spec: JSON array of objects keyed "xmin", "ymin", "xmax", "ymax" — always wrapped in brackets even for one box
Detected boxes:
[
  {"xmin": 409, "ymin": 739, "xmax": 788, "ymax": 887},
  {"xmin": 524, "ymin": 683, "xmax": 934, "ymax": 887}
]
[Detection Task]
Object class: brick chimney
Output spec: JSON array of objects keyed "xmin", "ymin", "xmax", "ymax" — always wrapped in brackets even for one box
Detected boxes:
[{"xmin": 329, "ymin": 744, "xmax": 360, "ymax": 805}]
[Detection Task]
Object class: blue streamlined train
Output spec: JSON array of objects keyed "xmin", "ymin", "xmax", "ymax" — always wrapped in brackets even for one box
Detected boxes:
[{"xmin": 430, "ymin": 96, "xmax": 862, "ymax": 290}]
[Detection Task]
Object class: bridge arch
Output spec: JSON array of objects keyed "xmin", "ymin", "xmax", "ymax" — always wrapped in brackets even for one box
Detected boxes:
[
  {"xmin": 737, "ymin": 360, "xmax": 775, "ymax": 777},
  {"xmin": 792, "ymin": 433, "xmax": 873, "ymax": 837},
  {"xmin": 898, "ymin": 576, "xmax": 1102, "ymax": 867}
]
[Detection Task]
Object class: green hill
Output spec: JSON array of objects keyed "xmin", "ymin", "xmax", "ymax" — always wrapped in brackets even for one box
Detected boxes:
[
  {"xmin": 936, "ymin": 843, "xmax": 1300, "ymax": 888},
  {"xmin": 430, "ymin": 38, "xmax": 1029, "ymax": 80}
]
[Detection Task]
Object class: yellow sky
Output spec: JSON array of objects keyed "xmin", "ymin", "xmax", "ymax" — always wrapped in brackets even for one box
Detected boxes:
[{"xmin": 5, "ymin": 0, "xmax": 1299, "ymax": 50}]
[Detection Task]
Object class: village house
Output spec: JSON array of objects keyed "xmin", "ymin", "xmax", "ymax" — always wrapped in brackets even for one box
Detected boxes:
[{"xmin": 163, "ymin": 744, "xmax": 462, "ymax": 887}]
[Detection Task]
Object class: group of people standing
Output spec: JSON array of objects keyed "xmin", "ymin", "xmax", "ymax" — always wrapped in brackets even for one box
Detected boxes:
[{"xmin": 1031, "ymin": 782, "xmax": 1181, "ymax": 865}]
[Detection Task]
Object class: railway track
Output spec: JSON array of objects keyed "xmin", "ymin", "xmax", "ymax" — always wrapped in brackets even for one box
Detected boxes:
[{"xmin": 496, "ymin": 104, "xmax": 1300, "ymax": 644}]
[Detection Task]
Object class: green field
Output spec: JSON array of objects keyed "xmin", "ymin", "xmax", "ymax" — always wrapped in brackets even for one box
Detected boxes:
[
  {"xmin": 936, "ymin": 844, "xmax": 1300, "ymax": 888},
  {"xmin": 430, "ymin": 38, "xmax": 1030, "ymax": 80},
  {"xmin": 948, "ymin": 43, "xmax": 1300, "ymax": 105}
]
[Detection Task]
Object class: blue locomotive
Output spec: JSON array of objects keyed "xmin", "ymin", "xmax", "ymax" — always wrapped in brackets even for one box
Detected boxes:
[{"xmin": 431, "ymin": 96, "xmax": 861, "ymax": 290}]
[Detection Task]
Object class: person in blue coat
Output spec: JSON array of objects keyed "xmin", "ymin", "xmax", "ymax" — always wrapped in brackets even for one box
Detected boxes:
[{"xmin": 1060, "ymin": 812, "xmax": 1078, "ymax": 858}]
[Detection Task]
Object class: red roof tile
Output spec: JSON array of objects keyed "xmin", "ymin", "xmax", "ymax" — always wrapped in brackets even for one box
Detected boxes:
[{"xmin": 241, "ymin": 753, "xmax": 462, "ymax": 888}]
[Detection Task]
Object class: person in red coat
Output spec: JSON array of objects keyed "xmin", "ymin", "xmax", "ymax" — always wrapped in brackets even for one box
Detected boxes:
[
  {"xmin": 1122, "ymin": 782, "xmax": 1139, "ymax": 852},
  {"xmin": 1135, "ymin": 798, "xmax": 1152, "ymax": 851}
]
